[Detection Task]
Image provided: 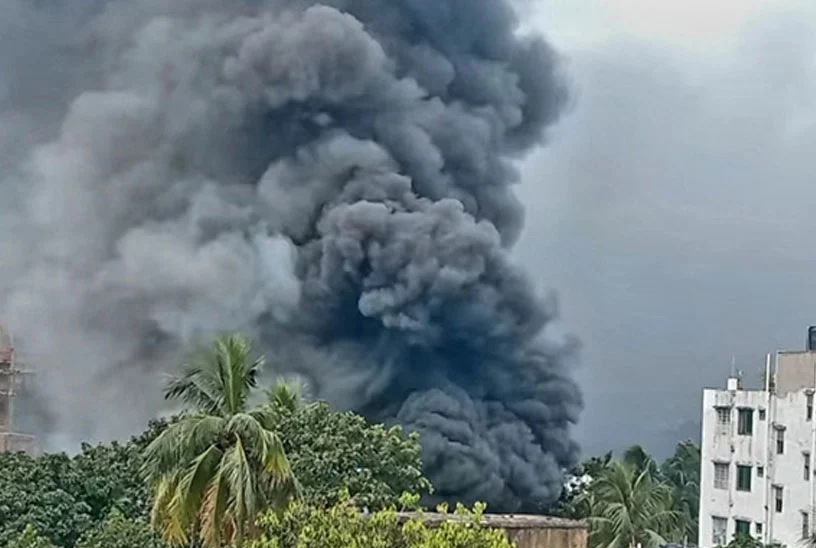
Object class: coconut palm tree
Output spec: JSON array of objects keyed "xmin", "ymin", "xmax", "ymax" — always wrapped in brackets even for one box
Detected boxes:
[
  {"xmin": 661, "ymin": 441, "xmax": 700, "ymax": 542},
  {"xmin": 580, "ymin": 460, "xmax": 680, "ymax": 548},
  {"xmin": 267, "ymin": 378, "xmax": 305, "ymax": 414},
  {"xmin": 141, "ymin": 333, "xmax": 297, "ymax": 548},
  {"xmin": 622, "ymin": 445, "xmax": 660, "ymax": 478}
]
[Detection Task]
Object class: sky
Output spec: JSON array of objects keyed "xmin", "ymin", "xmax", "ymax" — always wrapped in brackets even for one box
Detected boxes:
[{"xmin": 514, "ymin": 0, "xmax": 816, "ymax": 459}]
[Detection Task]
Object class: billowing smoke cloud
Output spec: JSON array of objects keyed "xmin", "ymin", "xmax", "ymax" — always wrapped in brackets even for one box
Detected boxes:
[{"xmin": 0, "ymin": 0, "xmax": 582, "ymax": 510}]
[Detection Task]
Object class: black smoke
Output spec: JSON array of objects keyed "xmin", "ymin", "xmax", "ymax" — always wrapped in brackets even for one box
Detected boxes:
[{"xmin": 0, "ymin": 0, "xmax": 582, "ymax": 511}]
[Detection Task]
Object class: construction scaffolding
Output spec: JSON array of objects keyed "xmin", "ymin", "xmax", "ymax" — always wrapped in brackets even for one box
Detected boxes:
[{"xmin": 0, "ymin": 325, "xmax": 38, "ymax": 455}]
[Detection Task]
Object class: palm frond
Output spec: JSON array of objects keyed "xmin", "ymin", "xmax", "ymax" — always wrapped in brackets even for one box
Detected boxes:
[
  {"xmin": 176, "ymin": 444, "xmax": 224, "ymax": 530},
  {"xmin": 225, "ymin": 413, "xmax": 292, "ymax": 482},
  {"xmin": 221, "ymin": 435, "xmax": 256, "ymax": 545},
  {"xmin": 200, "ymin": 465, "xmax": 229, "ymax": 548},
  {"xmin": 267, "ymin": 379, "xmax": 302, "ymax": 413},
  {"xmin": 215, "ymin": 334, "xmax": 263, "ymax": 416},
  {"xmin": 151, "ymin": 474, "xmax": 189, "ymax": 546},
  {"xmin": 141, "ymin": 415, "xmax": 224, "ymax": 481},
  {"xmin": 164, "ymin": 364, "xmax": 221, "ymax": 414}
]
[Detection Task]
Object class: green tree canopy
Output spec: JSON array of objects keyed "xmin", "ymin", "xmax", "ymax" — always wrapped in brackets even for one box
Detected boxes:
[
  {"xmin": 7, "ymin": 525, "xmax": 59, "ymax": 548},
  {"xmin": 270, "ymin": 394, "xmax": 432, "ymax": 510},
  {"xmin": 75, "ymin": 509, "xmax": 167, "ymax": 548},
  {"xmin": 252, "ymin": 496, "xmax": 513, "ymax": 548},
  {"xmin": 0, "ymin": 415, "xmax": 181, "ymax": 548},
  {"xmin": 554, "ymin": 442, "xmax": 700, "ymax": 546},
  {"xmin": 622, "ymin": 445, "xmax": 659, "ymax": 478},
  {"xmin": 579, "ymin": 460, "xmax": 680, "ymax": 548},
  {"xmin": 660, "ymin": 441, "xmax": 700, "ymax": 542},
  {"xmin": 0, "ymin": 450, "xmax": 108, "ymax": 548}
]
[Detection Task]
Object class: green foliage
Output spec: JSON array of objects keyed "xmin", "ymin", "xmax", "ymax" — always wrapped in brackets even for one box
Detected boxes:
[
  {"xmin": 622, "ymin": 445, "xmax": 659, "ymax": 477},
  {"xmin": 75, "ymin": 509, "xmax": 168, "ymax": 548},
  {"xmin": 253, "ymin": 498, "xmax": 406, "ymax": 548},
  {"xmin": 0, "ymin": 416, "xmax": 177, "ymax": 548},
  {"xmin": 271, "ymin": 399, "xmax": 432, "ymax": 510},
  {"xmin": 69, "ymin": 441, "xmax": 150, "ymax": 522},
  {"xmin": 252, "ymin": 497, "xmax": 514, "ymax": 548},
  {"xmin": 660, "ymin": 440, "xmax": 700, "ymax": 542},
  {"xmin": 0, "ymin": 451, "xmax": 93, "ymax": 547},
  {"xmin": 142, "ymin": 333, "xmax": 296, "ymax": 548},
  {"xmin": 551, "ymin": 452, "xmax": 612, "ymax": 519},
  {"xmin": 401, "ymin": 502, "xmax": 515, "ymax": 548},
  {"xmin": 0, "ymin": 367, "xmax": 427, "ymax": 548},
  {"xmin": 579, "ymin": 460, "xmax": 680, "ymax": 548},
  {"xmin": 7, "ymin": 525, "xmax": 59, "ymax": 548},
  {"xmin": 554, "ymin": 442, "xmax": 701, "ymax": 545}
]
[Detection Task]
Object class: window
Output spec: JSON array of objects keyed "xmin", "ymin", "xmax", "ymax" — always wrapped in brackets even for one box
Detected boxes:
[
  {"xmin": 757, "ymin": 466, "xmax": 765, "ymax": 478},
  {"xmin": 738, "ymin": 408, "xmax": 754, "ymax": 435},
  {"xmin": 735, "ymin": 520, "xmax": 750, "ymax": 536},
  {"xmin": 774, "ymin": 485, "xmax": 783, "ymax": 513},
  {"xmin": 776, "ymin": 427, "xmax": 786, "ymax": 454},
  {"xmin": 755, "ymin": 522, "xmax": 763, "ymax": 535},
  {"xmin": 712, "ymin": 516, "xmax": 727, "ymax": 546},
  {"xmin": 714, "ymin": 463, "xmax": 729, "ymax": 489},
  {"xmin": 808, "ymin": 393, "xmax": 813, "ymax": 421},
  {"xmin": 805, "ymin": 452, "xmax": 811, "ymax": 481},
  {"xmin": 737, "ymin": 465, "xmax": 752, "ymax": 492},
  {"xmin": 803, "ymin": 511, "xmax": 810, "ymax": 539},
  {"xmin": 717, "ymin": 406, "xmax": 732, "ymax": 426},
  {"xmin": 759, "ymin": 408, "xmax": 766, "ymax": 420}
]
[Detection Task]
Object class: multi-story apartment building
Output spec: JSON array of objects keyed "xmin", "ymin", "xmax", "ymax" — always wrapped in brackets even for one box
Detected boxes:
[{"xmin": 699, "ymin": 330, "xmax": 816, "ymax": 548}]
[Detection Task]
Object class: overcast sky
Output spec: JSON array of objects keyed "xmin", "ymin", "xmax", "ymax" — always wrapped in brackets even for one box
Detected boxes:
[{"xmin": 516, "ymin": 0, "xmax": 816, "ymax": 459}]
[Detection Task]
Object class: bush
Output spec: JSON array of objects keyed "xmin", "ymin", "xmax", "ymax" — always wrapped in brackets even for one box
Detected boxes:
[
  {"xmin": 251, "ymin": 495, "xmax": 514, "ymax": 548},
  {"xmin": 74, "ymin": 509, "xmax": 167, "ymax": 548},
  {"xmin": 7, "ymin": 525, "xmax": 58, "ymax": 548},
  {"xmin": 0, "ymin": 419, "xmax": 169, "ymax": 547}
]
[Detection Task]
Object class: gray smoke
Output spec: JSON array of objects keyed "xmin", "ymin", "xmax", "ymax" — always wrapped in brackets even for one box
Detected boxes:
[{"xmin": 0, "ymin": 0, "xmax": 582, "ymax": 511}]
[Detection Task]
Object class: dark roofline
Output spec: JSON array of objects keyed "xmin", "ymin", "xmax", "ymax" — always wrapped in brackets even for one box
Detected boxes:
[{"xmin": 395, "ymin": 512, "xmax": 588, "ymax": 530}]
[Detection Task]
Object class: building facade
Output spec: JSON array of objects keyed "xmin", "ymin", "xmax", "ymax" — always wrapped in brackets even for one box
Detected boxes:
[{"xmin": 699, "ymin": 348, "xmax": 816, "ymax": 548}]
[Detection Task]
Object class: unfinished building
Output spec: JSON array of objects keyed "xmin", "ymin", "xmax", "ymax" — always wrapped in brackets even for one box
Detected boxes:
[{"xmin": 0, "ymin": 325, "xmax": 38, "ymax": 455}]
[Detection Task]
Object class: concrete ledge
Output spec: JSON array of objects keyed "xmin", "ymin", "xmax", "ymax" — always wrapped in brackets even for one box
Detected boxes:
[
  {"xmin": 396, "ymin": 512, "xmax": 588, "ymax": 548},
  {"xmin": 396, "ymin": 512, "xmax": 588, "ymax": 530}
]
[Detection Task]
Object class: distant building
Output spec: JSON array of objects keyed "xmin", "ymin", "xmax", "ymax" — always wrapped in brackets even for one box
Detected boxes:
[{"xmin": 698, "ymin": 329, "xmax": 816, "ymax": 548}]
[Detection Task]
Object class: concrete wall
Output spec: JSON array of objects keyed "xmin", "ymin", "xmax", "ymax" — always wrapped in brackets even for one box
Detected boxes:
[
  {"xmin": 398, "ymin": 513, "xmax": 588, "ymax": 548},
  {"xmin": 699, "ymin": 379, "xmax": 816, "ymax": 548},
  {"xmin": 503, "ymin": 524, "xmax": 588, "ymax": 548},
  {"xmin": 766, "ymin": 388, "xmax": 815, "ymax": 547},
  {"xmin": 699, "ymin": 387, "xmax": 771, "ymax": 547},
  {"xmin": 0, "ymin": 432, "xmax": 38, "ymax": 455},
  {"xmin": 776, "ymin": 352, "xmax": 816, "ymax": 395}
]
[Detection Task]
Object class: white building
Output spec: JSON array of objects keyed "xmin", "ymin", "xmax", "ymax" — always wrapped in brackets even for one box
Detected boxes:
[{"xmin": 699, "ymin": 340, "xmax": 816, "ymax": 548}]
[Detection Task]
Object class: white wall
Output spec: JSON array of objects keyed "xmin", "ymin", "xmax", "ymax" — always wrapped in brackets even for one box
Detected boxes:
[
  {"xmin": 767, "ymin": 389, "xmax": 815, "ymax": 547},
  {"xmin": 699, "ymin": 387, "xmax": 770, "ymax": 547},
  {"xmin": 699, "ymin": 384, "xmax": 816, "ymax": 548}
]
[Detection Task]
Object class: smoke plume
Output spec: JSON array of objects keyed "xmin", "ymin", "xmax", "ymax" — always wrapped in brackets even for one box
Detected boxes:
[{"xmin": 0, "ymin": 0, "xmax": 582, "ymax": 511}]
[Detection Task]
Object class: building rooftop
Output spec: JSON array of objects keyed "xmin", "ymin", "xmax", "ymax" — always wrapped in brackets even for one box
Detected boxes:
[{"xmin": 395, "ymin": 512, "xmax": 588, "ymax": 530}]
